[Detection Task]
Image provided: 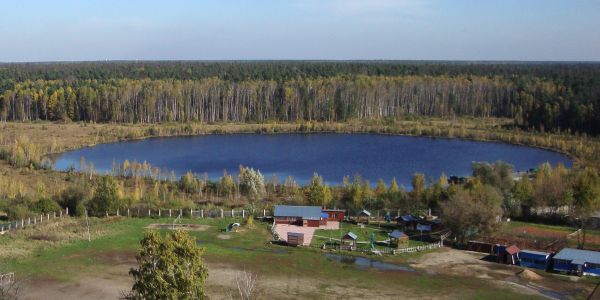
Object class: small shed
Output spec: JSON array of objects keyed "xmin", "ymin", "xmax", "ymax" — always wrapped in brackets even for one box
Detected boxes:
[
  {"xmin": 287, "ymin": 232, "xmax": 304, "ymax": 246},
  {"xmin": 389, "ymin": 230, "xmax": 409, "ymax": 248},
  {"xmin": 498, "ymin": 245, "xmax": 520, "ymax": 265},
  {"xmin": 341, "ymin": 231, "xmax": 358, "ymax": 250},
  {"xmin": 519, "ymin": 250, "xmax": 551, "ymax": 270}
]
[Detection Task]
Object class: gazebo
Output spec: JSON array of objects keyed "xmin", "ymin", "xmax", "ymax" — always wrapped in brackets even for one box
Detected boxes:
[
  {"xmin": 341, "ymin": 232, "xmax": 358, "ymax": 250},
  {"xmin": 357, "ymin": 210, "xmax": 371, "ymax": 224}
]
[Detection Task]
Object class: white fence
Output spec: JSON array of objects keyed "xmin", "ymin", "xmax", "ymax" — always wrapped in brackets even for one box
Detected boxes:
[
  {"xmin": 0, "ymin": 208, "xmax": 69, "ymax": 234},
  {"xmin": 96, "ymin": 207, "xmax": 271, "ymax": 219},
  {"xmin": 392, "ymin": 241, "xmax": 443, "ymax": 254}
]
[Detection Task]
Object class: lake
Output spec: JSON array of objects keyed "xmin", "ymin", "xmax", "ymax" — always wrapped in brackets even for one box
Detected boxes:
[{"xmin": 53, "ymin": 133, "xmax": 571, "ymax": 186}]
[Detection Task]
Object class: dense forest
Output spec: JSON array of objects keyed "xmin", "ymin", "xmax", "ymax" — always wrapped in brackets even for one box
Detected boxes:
[{"xmin": 1, "ymin": 61, "xmax": 599, "ymax": 134}]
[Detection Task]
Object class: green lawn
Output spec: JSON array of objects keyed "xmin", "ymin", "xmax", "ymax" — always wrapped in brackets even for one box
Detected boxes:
[
  {"xmin": 0, "ymin": 217, "xmax": 550, "ymax": 299},
  {"xmin": 312, "ymin": 223, "xmax": 430, "ymax": 249}
]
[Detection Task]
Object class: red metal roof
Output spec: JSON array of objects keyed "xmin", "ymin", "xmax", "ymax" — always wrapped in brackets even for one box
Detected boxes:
[{"xmin": 506, "ymin": 245, "xmax": 520, "ymax": 255}]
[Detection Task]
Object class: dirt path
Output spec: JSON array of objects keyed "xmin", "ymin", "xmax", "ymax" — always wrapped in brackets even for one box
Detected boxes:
[{"xmin": 410, "ymin": 248, "xmax": 588, "ymax": 299}]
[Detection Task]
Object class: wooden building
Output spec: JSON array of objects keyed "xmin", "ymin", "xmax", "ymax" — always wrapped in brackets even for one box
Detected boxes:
[
  {"xmin": 322, "ymin": 209, "xmax": 345, "ymax": 222},
  {"xmin": 274, "ymin": 205, "xmax": 325, "ymax": 227}
]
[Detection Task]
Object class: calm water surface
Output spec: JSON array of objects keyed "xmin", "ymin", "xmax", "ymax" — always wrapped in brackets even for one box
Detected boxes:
[{"xmin": 53, "ymin": 133, "xmax": 571, "ymax": 186}]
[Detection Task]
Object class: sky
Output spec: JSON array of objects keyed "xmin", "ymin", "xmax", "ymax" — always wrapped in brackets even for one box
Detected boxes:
[{"xmin": 0, "ymin": 0, "xmax": 599, "ymax": 62}]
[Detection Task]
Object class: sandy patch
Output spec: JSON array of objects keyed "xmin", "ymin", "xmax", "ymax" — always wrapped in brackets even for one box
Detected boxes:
[
  {"xmin": 145, "ymin": 224, "xmax": 210, "ymax": 231},
  {"xmin": 217, "ymin": 234, "xmax": 231, "ymax": 240}
]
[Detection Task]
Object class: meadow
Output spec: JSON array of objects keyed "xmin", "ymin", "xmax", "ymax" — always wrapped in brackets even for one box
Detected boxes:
[{"xmin": 1, "ymin": 216, "xmax": 597, "ymax": 299}]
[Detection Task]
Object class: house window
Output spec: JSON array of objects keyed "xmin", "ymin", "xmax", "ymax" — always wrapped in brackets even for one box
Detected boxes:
[{"xmin": 588, "ymin": 263, "xmax": 600, "ymax": 269}]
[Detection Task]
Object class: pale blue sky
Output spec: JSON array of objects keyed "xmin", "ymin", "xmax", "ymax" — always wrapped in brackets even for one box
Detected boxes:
[{"xmin": 0, "ymin": 0, "xmax": 599, "ymax": 61}]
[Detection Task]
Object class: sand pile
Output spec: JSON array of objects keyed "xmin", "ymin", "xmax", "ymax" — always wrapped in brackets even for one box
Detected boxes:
[{"xmin": 517, "ymin": 269, "xmax": 543, "ymax": 281}]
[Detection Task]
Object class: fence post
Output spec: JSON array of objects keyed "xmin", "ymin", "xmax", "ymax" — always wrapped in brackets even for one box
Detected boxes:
[
  {"xmin": 21, "ymin": 219, "xmax": 24, "ymax": 228},
  {"xmin": 28, "ymin": 217, "xmax": 31, "ymax": 225},
  {"xmin": 242, "ymin": 210, "xmax": 245, "ymax": 218},
  {"xmin": 47, "ymin": 213, "xmax": 50, "ymax": 220},
  {"xmin": 117, "ymin": 209, "xmax": 120, "ymax": 217},
  {"xmin": 1, "ymin": 225, "xmax": 3, "ymax": 234},
  {"xmin": 201, "ymin": 209, "xmax": 204, "ymax": 218},
  {"xmin": 60, "ymin": 210, "xmax": 62, "ymax": 218},
  {"xmin": 263, "ymin": 209, "xmax": 266, "ymax": 217},
  {"xmin": 190, "ymin": 208, "xmax": 193, "ymax": 217},
  {"xmin": 148, "ymin": 209, "xmax": 151, "ymax": 217},
  {"xmin": 106, "ymin": 211, "xmax": 108, "ymax": 217},
  {"xmin": 40, "ymin": 215, "xmax": 43, "ymax": 223},
  {"xmin": 66, "ymin": 207, "xmax": 69, "ymax": 216},
  {"xmin": 221, "ymin": 209, "xmax": 224, "ymax": 218},
  {"xmin": 158, "ymin": 209, "xmax": 161, "ymax": 217},
  {"xmin": 169, "ymin": 209, "xmax": 172, "ymax": 217},
  {"xmin": 232, "ymin": 209, "xmax": 234, "ymax": 218},
  {"xmin": 127, "ymin": 208, "xmax": 130, "ymax": 217},
  {"xmin": 180, "ymin": 209, "xmax": 182, "ymax": 217}
]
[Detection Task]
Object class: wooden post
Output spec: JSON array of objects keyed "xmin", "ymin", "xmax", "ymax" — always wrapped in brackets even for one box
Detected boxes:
[
  {"xmin": 148, "ymin": 209, "xmax": 151, "ymax": 217},
  {"xmin": 242, "ymin": 210, "xmax": 245, "ymax": 218},
  {"xmin": 180, "ymin": 209, "xmax": 183, "ymax": 217},
  {"xmin": 21, "ymin": 219, "xmax": 24, "ymax": 228},
  {"xmin": 117, "ymin": 209, "xmax": 120, "ymax": 217},
  {"xmin": 169, "ymin": 209, "xmax": 172, "ymax": 217},
  {"xmin": 127, "ymin": 208, "xmax": 130, "ymax": 217},
  {"xmin": 190, "ymin": 208, "xmax": 193, "ymax": 217},
  {"xmin": 28, "ymin": 217, "xmax": 31, "ymax": 225},
  {"xmin": 221, "ymin": 209, "xmax": 224, "ymax": 218},
  {"xmin": 201, "ymin": 209, "xmax": 204, "ymax": 218},
  {"xmin": 60, "ymin": 210, "xmax": 62, "ymax": 218},
  {"xmin": 263, "ymin": 209, "xmax": 266, "ymax": 217},
  {"xmin": 106, "ymin": 211, "xmax": 108, "ymax": 217},
  {"xmin": 66, "ymin": 207, "xmax": 69, "ymax": 216},
  {"xmin": 47, "ymin": 213, "xmax": 50, "ymax": 220},
  {"xmin": 232, "ymin": 209, "xmax": 234, "ymax": 218},
  {"xmin": 159, "ymin": 209, "xmax": 161, "ymax": 217},
  {"xmin": 40, "ymin": 215, "xmax": 43, "ymax": 223}
]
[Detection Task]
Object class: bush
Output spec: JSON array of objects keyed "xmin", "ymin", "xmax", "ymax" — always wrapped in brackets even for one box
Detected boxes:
[
  {"xmin": 30, "ymin": 197, "xmax": 61, "ymax": 214},
  {"xmin": 6, "ymin": 204, "xmax": 32, "ymax": 220}
]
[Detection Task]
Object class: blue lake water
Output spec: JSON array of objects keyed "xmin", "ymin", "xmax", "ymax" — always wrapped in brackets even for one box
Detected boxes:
[{"xmin": 53, "ymin": 133, "xmax": 571, "ymax": 186}]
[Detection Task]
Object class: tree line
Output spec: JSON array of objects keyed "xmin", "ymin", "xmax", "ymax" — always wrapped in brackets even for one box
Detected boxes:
[{"xmin": 1, "ymin": 62, "xmax": 599, "ymax": 135}]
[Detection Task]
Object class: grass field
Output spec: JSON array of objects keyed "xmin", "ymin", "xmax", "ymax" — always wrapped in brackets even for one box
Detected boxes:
[
  {"xmin": 1, "ymin": 216, "xmax": 597, "ymax": 299},
  {"xmin": 311, "ymin": 223, "xmax": 429, "ymax": 250}
]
